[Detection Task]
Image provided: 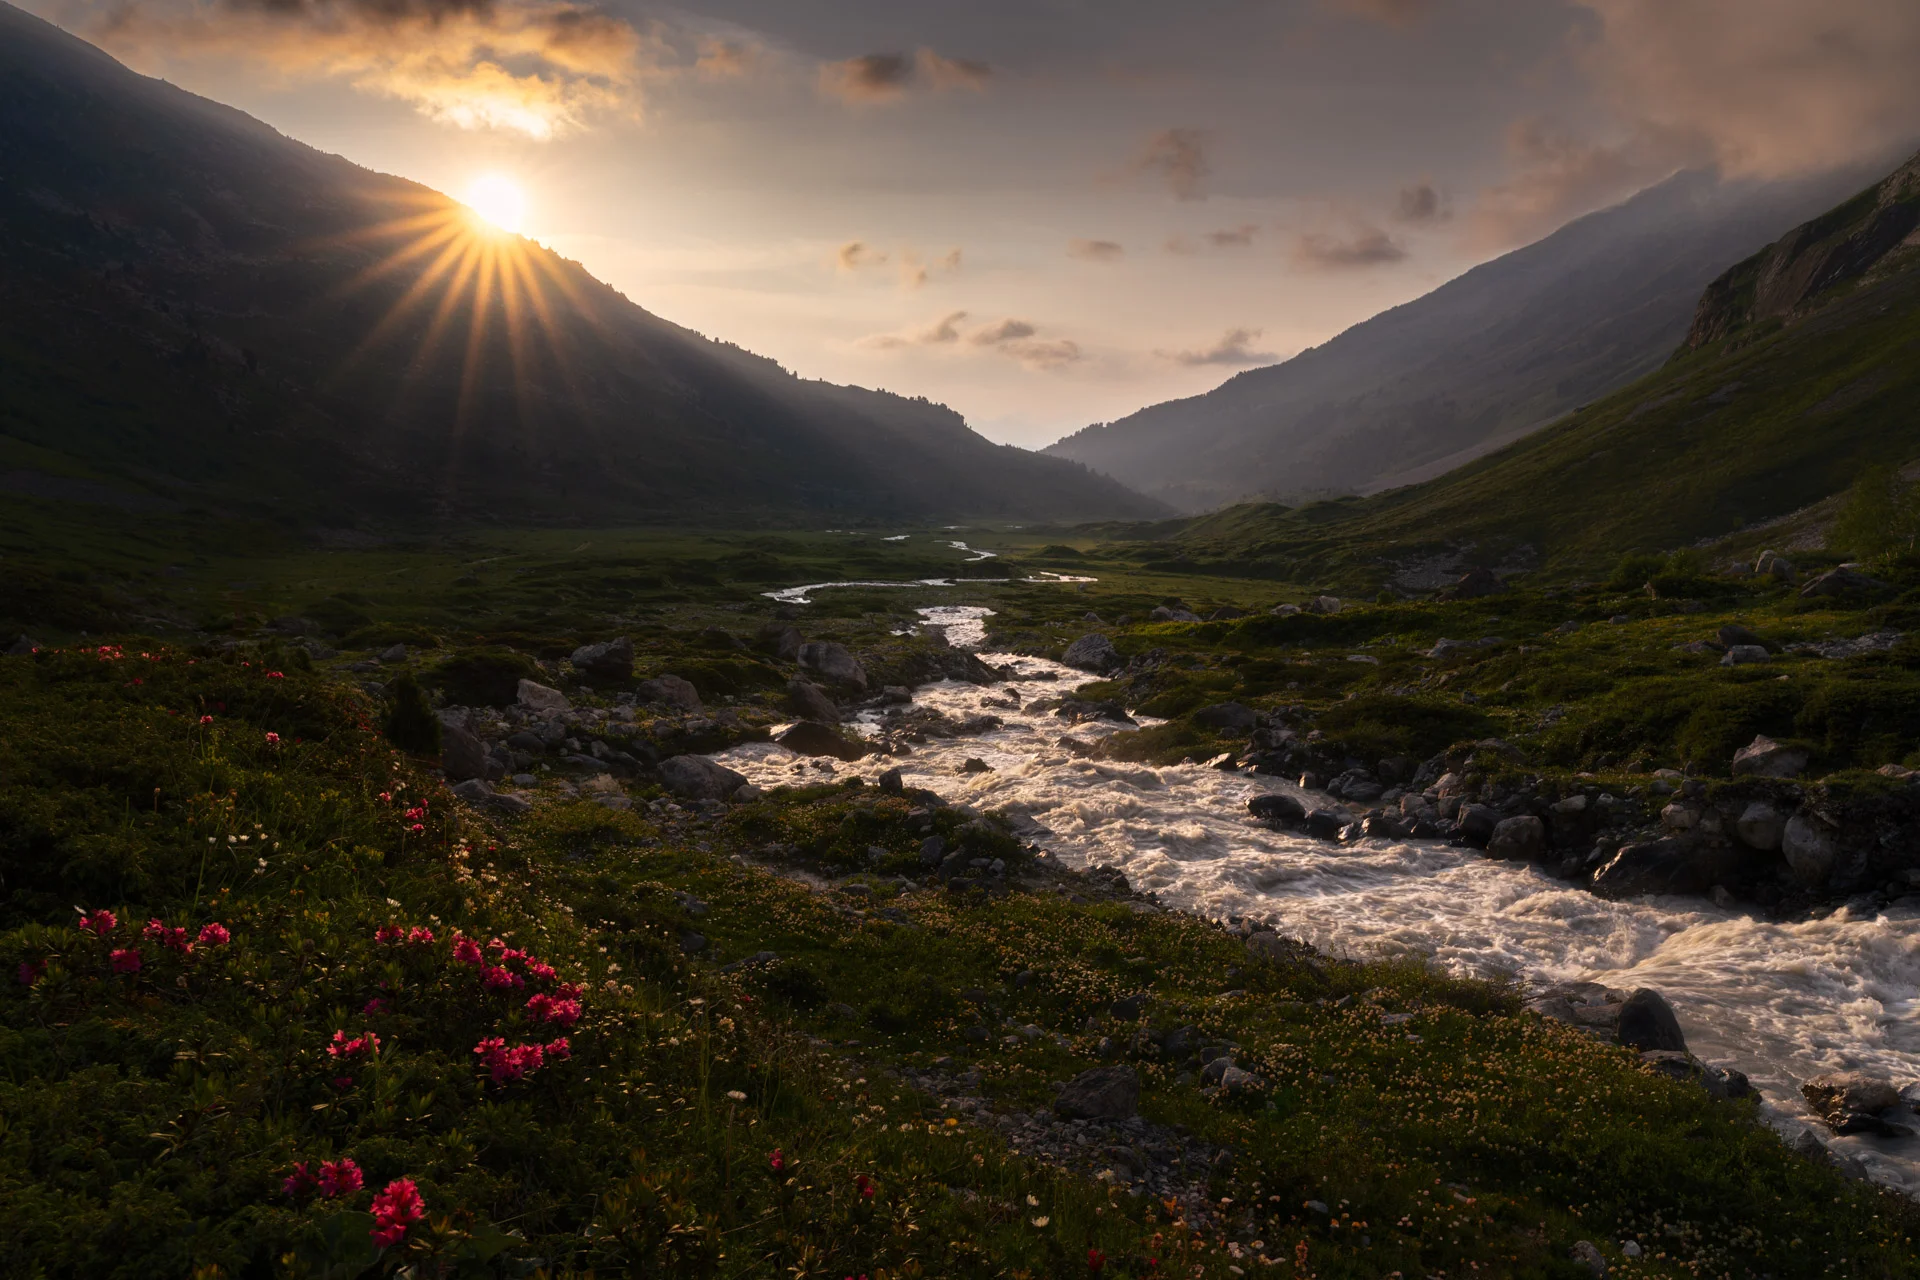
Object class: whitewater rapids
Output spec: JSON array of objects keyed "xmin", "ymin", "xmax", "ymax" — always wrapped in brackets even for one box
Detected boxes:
[{"xmin": 711, "ymin": 648, "xmax": 1920, "ymax": 1191}]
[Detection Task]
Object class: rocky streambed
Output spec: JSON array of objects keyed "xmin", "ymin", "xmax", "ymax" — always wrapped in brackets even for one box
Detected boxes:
[{"xmin": 710, "ymin": 651, "xmax": 1920, "ymax": 1195}]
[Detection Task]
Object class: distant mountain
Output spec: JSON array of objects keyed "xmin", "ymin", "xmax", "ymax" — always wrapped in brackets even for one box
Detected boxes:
[
  {"xmin": 1045, "ymin": 163, "xmax": 1895, "ymax": 513},
  {"xmin": 0, "ymin": 3, "xmax": 1162, "ymax": 527},
  {"xmin": 1164, "ymin": 149, "xmax": 1920, "ymax": 583}
]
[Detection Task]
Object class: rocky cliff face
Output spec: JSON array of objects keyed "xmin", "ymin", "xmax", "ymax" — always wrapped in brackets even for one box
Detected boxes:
[{"xmin": 1685, "ymin": 150, "xmax": 1920, "ymax": 351}]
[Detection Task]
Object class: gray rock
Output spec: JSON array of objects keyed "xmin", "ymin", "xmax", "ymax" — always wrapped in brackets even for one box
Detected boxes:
[
  {"xmin": 1304, "ymin": 809, "xmax": 1347, "ymax": 840},
  {"xmin": 1456, "ymin": 804, "xmax": 1501, "ymax": 845},
  {"xmin": 1486, "ymin": 815, "xmax": 1547, "ymax": 860},
  {"xmin": 1192, "ymin": 702, "xmax": 1259, "ymax": 733},
  {"xmin": 1734, "ymin": 801, "xmax": 1785, "ymax": 851},
  {"xmin": 1149, "ymin": 606, "xmax": 1202, "ymax": 623},
  {"xmin": 1218, "ymin": 1065, "xmax": 1262, "ymax": 1094},
  {"xmin": 877, "ymin": 767, "xmax": 905, "ymax": 794},
  {"xmin": 1570, "ymin": 1241, "xmax": 1607, "ymax": 1277},
  {"xmin": 918, "ymin": 835, "xmax": 946, "ymax": 866},
  {"xmin": 732, "ymin": 783, "xmax": 764, "ymax": 802},
  {"xmin": 516, "ymin": 679, "xmax": 571, "ymax": 714},
  {"xmin": 637, "ymin": 675, "xmax": 703, "ymax": 713},
  {"xmin": 776, "ymin": 720, "xmax": 869, "ymax": 761},
  {"xmin": 786, "ymin": 679, "xmax": 840, "ymax": 723},
  {"xmin": 7, "ymin": 635, "xmax": 37, "ymax": 656},
  {"xmin": 1269, "ymin": 603, "xmax": 1302, "ymax": 617},
  {"xmin": 1718, "ymin": 623, "xmax": 1768, "ymax": 650},
  {"xmin": 1247, "ymin": 793, "xmax": 1307, "ymax": 824},
  {"xmin": 1591, "ymin": 838, "xmax": 1737, "ymax": 899},
  {"xmin": 960, "ymin": 757, "xmax": 993, "ymax": 773},
  {"xmin": 658, "ymin": 755, "xmax": 750, "ymax": 801},
  {"xmin": 758, "ymin": 624, "xmax": 804, "ymax": 661},
  {"xmin": 570, "ymin": 637, "xmax": 634, "ymax": 680},
  {"xmin": 799, "ymin": 641, "xmax": 868, "ymax": 691},
  {"xmin": 1062, "ymin": 633, "xmax": 1123, "ymax": 673},
  {"xmin": 679, "ymin": 930, "xmax": 708, "ymax": 954},
  {"xmin": 449, "ymin": 778, "xmax": 531, "ymax": 816},
  {"xmin": 441, "ymin": 720, "xmax": 491, "ymax": 783},
  {"xmin": 1800, "ymin": 567, "xmax": 1889, "ymax": 598},
  {"xmin": 1054, "ymin": 1065, "xmax": 1140, "ymax": 1120},
  {"xmin": 1732, "ymin": 735, "xmax": 1808, "ymax": 778},
  {"xmin": 1616, "ymin": 988, "xmax": 1686, "ymax": 1053},
  {"xmin": 1721, "ymin": 645, "xmax": 1770, "ymax": 666},
  {"xmin": 1450, "ymin": 566, "xmax": 1506, "ymax": 598},
  {"xmin": 379, "ymin": 643, "xmax": 409, "ymax": 664},
  {"xmin": 1782, "ymin": 813, "xmax": 1838, "ymax": 886},
  {"xmin": 1802, "ymin": 1072, "xmax": 1905, "ymax": 1136},
  {"xmin": 1306, "ymin": 596, "xmax": 1342, "ymax": 615}
]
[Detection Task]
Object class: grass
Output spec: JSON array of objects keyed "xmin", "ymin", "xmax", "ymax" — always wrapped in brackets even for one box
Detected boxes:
[{"xmin": 4, "ymin": 643, "xmax": 1918, "ymax": 1279}]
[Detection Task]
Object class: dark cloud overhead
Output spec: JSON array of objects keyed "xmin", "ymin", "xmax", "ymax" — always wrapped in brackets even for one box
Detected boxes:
[
  {"xmin": 1292, "ymin": 224, "xmax": 1407, "ymax": 268},
  {"xmin": 1394, "ymin": 181, "xmax": 1446, "ymax": 223},
  {"xmin": 1134, "ymin": 128, "xmax": 1209, "ymax": 201},
  {"xmin": 1325, "ymin": 0, "xmax": 1436, "ymax": 26},
  {"xmin": 1157, "ymin": 327, "xmax": 1278, "ymax": 367}
]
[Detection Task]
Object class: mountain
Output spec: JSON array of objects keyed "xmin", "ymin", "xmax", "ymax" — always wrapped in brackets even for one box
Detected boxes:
[
  {"xmin": 0, "ymin": 3, "xmax": 1163, "ymax": 527},
  {"xmin": 1045, "ymin": 164, "xmax": 1894, "ymax": 513},
  {"xmin": 1162, "ymin": 149, "xmax": 1920, "ymax": 585}
]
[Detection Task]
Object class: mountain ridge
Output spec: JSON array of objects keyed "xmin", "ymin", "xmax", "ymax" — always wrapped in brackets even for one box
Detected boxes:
[{"xmin": 0, "ymin": 1, "xmax": 1164, "ymax": 527}]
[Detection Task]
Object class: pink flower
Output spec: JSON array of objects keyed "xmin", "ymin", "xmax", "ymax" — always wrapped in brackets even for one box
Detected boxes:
[
  {"xmin": 111, "ymin": 948, "xmax": 142, "ymax": 974},
  {"xmin": 378, "ymin": 791, "xmax": 393, "ymax": 803},
  {"xmin": 407, "ymin": 823, "xmax": 424, "ymax": 833},
  {"xmin": 332, "ymin": 1076, "xmax": 355, "ymax": 1090},
  {"xmin": 17, "ymin": 960, "xmax": 45, "ymax": 986},
  {"xmin": 473, "ymin": 1037, "xmax": 546, "ymax": 1083},
  {"xmin": 525, "ymin": 961, "xmax": 557, "ymax": 983},
  {"xmin": 407, "ymin": 926, "xmax": 434, "ymax": 945},
  {"xmin": 525, "ymin": 993, "xmax": 581, "ymax": 1028},
  {"xmin": 481, "ymin": 965, "xmax": 523, "ymax": 992},
  {"xmin": 265, "ymin": 732, "xmax": 281, "ymax": 745},
  {"xmin": 196, "ymin": 922, "xmax": 230, "ymax": 947},
  {"xmin": 856, "ymin": 1173, "xmax": 875, "ymax": 1200},
  {"xmin": 327, "ymin": 1030, "xmax": 380, "ymax": 1060},
  {"xmin": 544, "ymin": 1036, "xmax": 570, "ymax": 1061},
  {"xmin": 556, "ymin": 982, "xmax": 585, "ymax": 1002},
  {"xmin": 78, "ymin": 909, "xmax": 117, "ymax": 936},
  {"xmin": 283, "ymin": 1162, "xmax": 318, "ymax": 1198},
  {"xmin": 375, "ymin": 924, "xmax": 404, "ymax": 944},
  {"xmin": 267, "ymin": 671, "xmax": 285, "ymax": 679},
  {"xmin": 369, "ymin": 1177, "xmax": 425, "ymax": 1249},
  {"xmin": 451, "ymin": 934, "xmax": 483, "ymax": 965},
  {"xmin": 769, "ymin": 1149, "xmax": 785, "ymax": 1174},
  {"xmin": 199, "ymin": 715, "xmax": 214, "ymax": 725},
  {"xmin": 144, "ymin": 919, "xmax": 192, "ymax": 953},
  {"xmin": 362, "ymin": 997, "xmax": 386, "ymax": 1016},
  {"xmin": 317, "ymin": 1158, "xmax": 363, "ymax": 1197}
]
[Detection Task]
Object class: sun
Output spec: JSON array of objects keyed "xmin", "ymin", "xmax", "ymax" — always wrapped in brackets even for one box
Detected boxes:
[{"xmin": 463, "ymin": 173, "xmax": 528, "ymax": 234}]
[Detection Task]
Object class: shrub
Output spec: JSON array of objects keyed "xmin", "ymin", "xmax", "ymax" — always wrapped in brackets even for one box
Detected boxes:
[
  {"xmin": 383, "ymin": 673, "xmax": 441, "ymax": 756},
  {"xmin": 426, "ymin": 648, "xmax": 539, "ymax": 707}
]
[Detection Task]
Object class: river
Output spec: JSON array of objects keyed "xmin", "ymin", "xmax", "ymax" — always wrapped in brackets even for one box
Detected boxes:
[{"xmin": 710, "ymin": 625, "xmax": 1920, "ymax": 1192}]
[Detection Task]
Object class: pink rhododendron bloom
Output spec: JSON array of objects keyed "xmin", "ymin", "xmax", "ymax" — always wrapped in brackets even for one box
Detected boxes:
[
  {"xmin": 110, "ymin": 948, "xmax": 142, "ymax": 974},
  {"xmin": 199, "ymin": 715, "xmax": 214, "ymax": 725},
  {"xmin": 856, "ymin": 1174, "xmax": 875, "ymax": 1200},
  {"xmin": 375, "ymin": 924, "xmax": 404, "ymax": 944},
  {"xmin": 327, "ymin": 1030, "xmax": 380, "ymax": 1060},
  {"xmin": 144, "ymin": 920, "xmax": 192, "ymax": 953},
  {"xmin": 267, "ymin": 671, "xmax": 285, "ymax": 679},
  {"xmin": 369, "ymin": 1177, "xmax": 425, "ymax": 1249},
  {"xmin": 525, "ymin": 994, "xmax": 581, "ymax": 1028},
  {"xmin": 362, "ymin": 997, "xmax": 386, "ymax": 1015},
  {"xmin": 264, "ymin": 732, "xmax": 281, "ymax": 745},
  {"xmin": 197, "ymin": 922, "xmax": 230, "ymax": 947},
  {"xmin": 769, "ymin": 1149, "xmax": 785, "ymax": 1174},
  {"xmin": 283, "ymin": 1162, "xmax": 318, "ymax": 1198},
  {"xmin": 544, "ymin": 1037, "xmax": 570, "ymax": 1060},
  {"xmin": 78, "ymin": 909, "xmax": 117, "ymax": 936},
  {"xmin": 451, "ymin": 934, "xmax": 483, "ymax": 965},
  {"xmin": 481, "ymin": 965, "xmax": 523, "ymax": 992},
  {"xmin": 473, "ymin": 1037, "xmax": 547, "ymax": 1082},
  {"xmin": 17, "ymin": 960, "xmax": 45, "ymax": 986},
  {"xmin": 525, "ymin": 961, "xmax": 557, "ymax": 983},
  {"xmin": 406, "ymin": 926, "xmax": 434, "ymax": 945},
  {"xmin": 317, "ymin": 1158, "xmax": 363, "ymax": 1197}
]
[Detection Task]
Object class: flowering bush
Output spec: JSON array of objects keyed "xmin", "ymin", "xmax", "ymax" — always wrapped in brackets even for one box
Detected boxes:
[{"xmin": 370, "ymin": 1177, "xmax": 426, "ymax": 1248}]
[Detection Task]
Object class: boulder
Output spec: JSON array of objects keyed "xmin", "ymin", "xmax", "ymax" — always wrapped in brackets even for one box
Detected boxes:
[
  {"xmin": 516, "ymin": 679, "xmax": 571, "ymax": 714},
  {"xmin": 1269, "ymin": 603, "xmax": 1302, "ymax": 617},
  {"xmin": 1721, "ymin": 645, "xmax": 1770, "ymax": 666},
  {"xmin": 441, "ymin": 720, "xmax": 491, "ymax": 783},
  {"xmin": 1455, "ymin": 803, "xmax": 1501, "ymax": 846},
  {"xmin": 1305, "ymin": 596, "xmax": 1342, "ymax": 615},
  {"xmin": 6, "ymin": 635, "xmax": 37, "ymax": 656},
  {"xmin": 1799, "ymin": 567, "xmax": 1889, "ymax": 598},
  {"xmin": 1802, "ymin": 1072, "xmax": 1906, "ymax": 1136},
  {"xmin": 1781, "ymin": 813, "xmax": 1838, "ymax": 886},
  {"xmin": 877, "ymin": 767, "xmax": 905, "ymax": 794},
  {"xmin": 658, "ymin": 755, "xmax": 750, "ymax": 801},
  {"xmin": 1570, "ymin": 1240, "xmax": 1607, "ymax": 1278},
  {"xmin": 1245, "ymin": 932, "xmax": 1298, "ymax": 964},
  {"xmin": 1732, "ymin": 735, "xmax": 1807, "ymax": 777},
  {"xmin": 757, "ymin": 624, "xmax": 804, "ymax": 661},
  {"xmin": 379, "ymin": 643, "xmax": 409, "ymax": 664},
  {"xmin": 1590, "ymin": 838, "xmax": 1737, "ymax": 899},
  {"xmin": 1192, "ymin": 702, "xmax": 1259, "ymax": 733},
  {"xmin": 1054, "ymin": 1065, "xmax": 1140, "ymax": 1120},
  {"xmin": 1247, "ymin": 793, "xmax": 1308, "ymax": 824},
  {"xmin": 1616, "ymin": 988, "xmax": 1687, "ymax": 1053},
  {"xmin": 1450, "ymin": 567, "xmax": 1506, "ymax": 598},
  {"xmin": 449, "ymin": 778, "xmax": 531, "ymax": 815},
  {"xmin": 637, "ymin": 675, "xmax": 703, "ymax": 713},
  {"xmin": 786, "ymin": 678, "xmax": 841, "ymax": 723},
  {"xmin": 1754, "ymin": 550, "xmax": 1795, "ymax": 581},
  {"xmin": 1734, "ymin": 801, "xmax": 1785, "ymax": 850},
  {"xmin": 1304, "ymin": 809, "xmax": 1348, "ymax": 840},
  {"xmin": 1717, "ymin": 623, "xmax": 1768, "ymax": 650},
  {"xmin": 1061, "ymin": 633, "xmax": 1122, "ymax": 674},
  {"xmin": 1486, "ymin": 815, "xmax": 1546, "ymax": 860},
  {"xmin": 570, "ymin": 637, "xmax": 634, "ymax": 680},
  {"xmin": 776, "ymin": 721, "xmax": 869, "ymax": 761},
  {"xmin": 798, "ymin": 641, "xmax": 868, "ymax": 691},
  {"xmin": 1149, "ymin": 605, "xmax": 1201, "ymax": 623},
  {"xmin": 699, "ymin": 627, "xmax": 747, "ymax": 652}
]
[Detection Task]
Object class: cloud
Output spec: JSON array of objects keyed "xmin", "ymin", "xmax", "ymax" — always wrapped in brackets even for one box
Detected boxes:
[
  {"xmin": 819, "ymin": 48, "xmax": 990, "ymax": 104},
  {"xmin": 1465, "ymin": 117, "xmax": 1701, "ymax": 248},
  {"xmin": 859, "ymin": 310, "xmax": 968, "ymax": 350},
  {"xmin": 694, "ymin": 38, "xmax": 753, "ymax": 78},
  {"xmin": 1204, "ymin": 223, "xmax": 1259, "ymax": 248},
  {"xmin": 1134, "ymin": 128, "xmax": 1210, "ymax": 201},
  {"xmin": 1574, "ymin": 0, "xmax": 1920, "ymax": 179},
  {"xmin": 838, "ymin": 242, "xmax": 960, "ymax": 288},
  {"xmin": 970, "ymin": 318, "xmax": 1038, "ymax": 345},
  {"xmin": 1291, "ymin": 224, "xmax": 1408, "ymax": 268},
  {"xmin": 1394, "ymin": 181, "xmax": 1447, "ymax": 224},
  {"xmin": 837, "ymin": 241, "xmax": 887, "ymax": 271},
  {"xmin": 1324, "ymin": 0, "xmax": 1436, "ymax": 25},
  {"xmin": 999, "ymin": 337, "xmax": 1084, "ymax": 370},
  {"xmin": 93, "ymin": 0, "xmax": 646, "ymax": 138},
  {"xmin": 1068, "ymin": 238, "xmax": 1126, "ymax": 262},
  {"xmin": 1157, "ymin": 328, "xmax": 1278, "ymax": 367}
]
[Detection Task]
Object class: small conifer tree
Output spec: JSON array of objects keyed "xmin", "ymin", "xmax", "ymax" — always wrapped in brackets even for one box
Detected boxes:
[{"xmin": 384, "ymin": 673, "xmax": 441, "ymax": 756}]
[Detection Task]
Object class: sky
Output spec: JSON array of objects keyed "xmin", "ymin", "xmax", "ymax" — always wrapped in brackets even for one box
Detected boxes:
[{"xmin": 25, "ymin": 0, "xmax": 1920, "ymax": 447}]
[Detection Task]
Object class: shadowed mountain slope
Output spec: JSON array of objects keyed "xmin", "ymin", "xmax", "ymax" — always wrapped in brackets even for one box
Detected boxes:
[
  {"xmin": 0, "ymin": 3, "xmax": 1163, "ymax": 527},
  {"xmin": 1046, "ymin": 164, "xmax": 1893, "ymax": 513},
  {"xmin": 1158, "ymin": 150, "xmax": 1920, "ymax": 586}
]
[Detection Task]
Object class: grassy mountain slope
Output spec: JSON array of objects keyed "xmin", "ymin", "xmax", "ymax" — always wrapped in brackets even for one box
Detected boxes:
[
  {"xmin": 1162, "ymin": 150, "xmax": 1920, "ymax": 586},
  {"xmin": 1045, "ymin": 165, "xmax": 1891, "ymax": 513},
  {"xmin": 0, "ymin": 2, "xmax": 1161, "ymax": 528}
]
